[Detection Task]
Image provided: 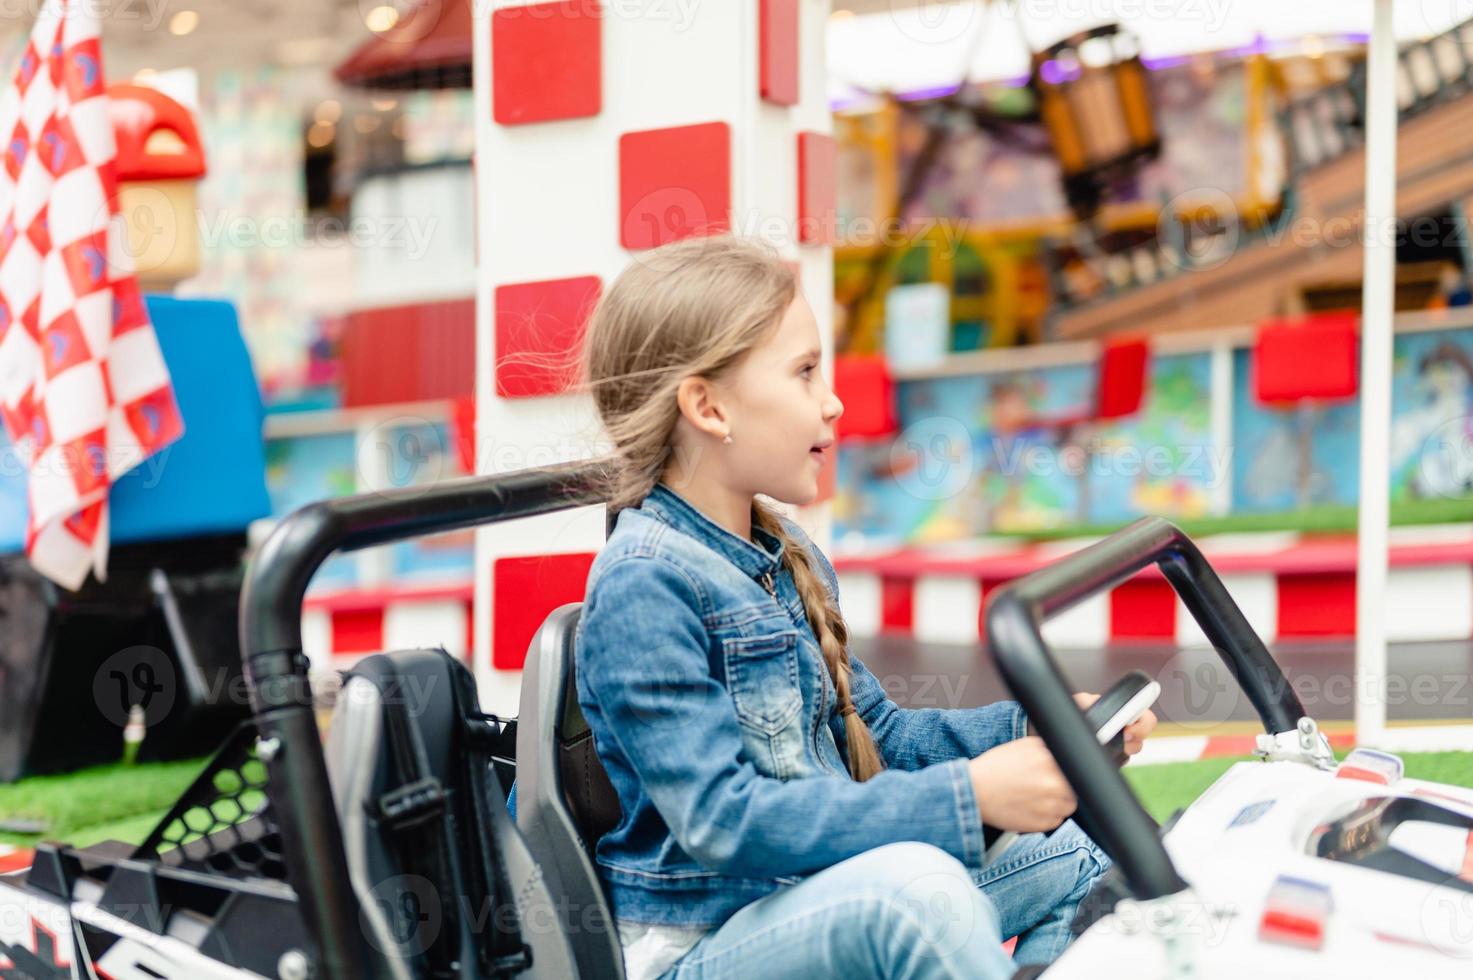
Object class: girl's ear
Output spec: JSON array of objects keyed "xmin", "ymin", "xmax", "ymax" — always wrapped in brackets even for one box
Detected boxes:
[{"xmin": 675, "ymin": 375, "xmax": 731, "ymax": 441}]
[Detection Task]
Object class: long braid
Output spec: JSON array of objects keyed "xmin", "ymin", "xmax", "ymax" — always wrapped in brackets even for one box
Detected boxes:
[{"xmin": 753, "ymin": 504, "xmax": 885, "ymax": 781}]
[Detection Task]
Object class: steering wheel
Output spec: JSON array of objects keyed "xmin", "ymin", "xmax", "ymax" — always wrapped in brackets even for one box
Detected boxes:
[{"xmin": 982, "ymin": 670, "xmax": 1160, "ymax": 866}]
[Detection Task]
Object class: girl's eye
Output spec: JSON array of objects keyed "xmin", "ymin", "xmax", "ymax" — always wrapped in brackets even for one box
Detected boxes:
[{"xmin": 800, "ymin": 363, "xmax": 816, "ymax": 379}]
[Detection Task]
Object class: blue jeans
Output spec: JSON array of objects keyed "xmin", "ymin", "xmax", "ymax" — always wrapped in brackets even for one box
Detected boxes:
[{"xmin": 662, "ymin": 822, "xmax": 1110, "ymax": 979}]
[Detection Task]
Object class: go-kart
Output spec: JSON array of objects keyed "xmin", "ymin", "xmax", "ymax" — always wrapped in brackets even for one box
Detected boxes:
[{"xmin": 0, "ymin": 460, "xmax": 1468, "ymax": 979}]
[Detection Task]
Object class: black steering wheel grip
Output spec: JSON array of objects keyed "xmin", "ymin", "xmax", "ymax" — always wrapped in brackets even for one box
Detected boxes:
[{"xmin": 1083, "ymin": 669, "xmax": 1158, "ymax": 768}]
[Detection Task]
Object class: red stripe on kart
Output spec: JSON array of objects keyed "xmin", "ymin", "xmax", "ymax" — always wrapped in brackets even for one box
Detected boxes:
[
  {"xmin": 0, "ymin": 848, "xmax": 34, "ymax": 874},
  {"xmin": 1460, "ymin": 830, "xmax": 1473, "ymax": 884},
  {"xmin": 1202, "ymin": 731, "xmax": 1356, "ymax": 758}
]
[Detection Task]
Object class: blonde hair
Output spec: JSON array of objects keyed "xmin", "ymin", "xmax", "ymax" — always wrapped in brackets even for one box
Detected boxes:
[{"xmin": 581, "ymin": 236, "xmax": 884, "ymax": 782}]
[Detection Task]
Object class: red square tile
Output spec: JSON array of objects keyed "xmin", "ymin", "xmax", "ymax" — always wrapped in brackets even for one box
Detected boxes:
[
  {"xmin": 760, "ymin": 0, "xmax": 799, "ymax": 106},
  {"xmin": 492, "ymin": 1, "xmax": 602, "ymax": 126},
  {"xmin": 495, "ymin": 275, "xmax": 602, "ymax": 399},
  {"xmin": 1109, "ymin": 575, "xmax": 1176, "ymax": 640},
  {"xmin": 1277, "ymin": 573, "xmax": 1356, "ymax": 638},
  {"xmin": 619, "ymin": 121, "xmax": 731, "ymax": 250},
  {"xmin": 493, "ymin": 552, "xmax": 598, "ymax": 670},
  {"xmin": 797, "ymin": 131, "xmax": 836, "ymax": 246},
  {"xmin": 833, "ymin": 354, "xmax": 896, "ymax": 440},
  {"xmin": 1097, "ymin": 337, "xmax": 1148, "ymax": 420},
  {"xmin": 332, "ymin": 607, "xmax": 385, "ymax": 655},
  {"xmin": 1254, "ymin": 313, "xmax": 1359, "ymax": 404}
]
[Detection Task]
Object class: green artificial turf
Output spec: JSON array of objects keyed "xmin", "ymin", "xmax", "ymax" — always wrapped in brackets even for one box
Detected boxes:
[
  {"xmin": 1125, "ymin": 750, "xmax": 1473, "ymax": 823},
  {"xmin": 0, "ymin": 758, "xmax": 207, "ymax": 848},
  {"xmin": 2, "ymin": 750, "xmax": 1469, "ymax": 852}
]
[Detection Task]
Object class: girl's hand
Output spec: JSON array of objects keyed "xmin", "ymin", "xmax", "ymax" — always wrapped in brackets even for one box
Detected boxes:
[
  {"xmin": 967, "ymin": 737, "xmax": 1076, "ymax": 833},
  {"xmin": 1071, "ymin": 691, "xmax": 1158, "ymax": 758}
]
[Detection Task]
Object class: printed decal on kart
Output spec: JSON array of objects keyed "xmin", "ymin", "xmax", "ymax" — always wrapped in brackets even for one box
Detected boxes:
[
  {"xmin": 0, "ymin": 908, "xmax": 73, "ymax": 979},
  {"xmin": 1228, "ymin": 799, "xmax": 1276, "ymax": 828}
]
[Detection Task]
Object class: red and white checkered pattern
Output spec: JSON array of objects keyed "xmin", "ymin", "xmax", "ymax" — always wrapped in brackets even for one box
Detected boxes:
[{"xmin": 0, "ymin": 6, "xmax": 182, "ymax": 589}]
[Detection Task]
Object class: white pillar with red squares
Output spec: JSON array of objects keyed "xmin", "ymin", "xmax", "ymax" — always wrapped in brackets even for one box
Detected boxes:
[{"xmin": 470, "ymin": 0, "xmax": 835, "ymax": 713}]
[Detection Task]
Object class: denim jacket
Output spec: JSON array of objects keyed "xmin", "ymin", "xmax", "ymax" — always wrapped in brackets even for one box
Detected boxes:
[{"xmin": 574, "ymin": 482, "xmax": 1028, "ymax": 929}]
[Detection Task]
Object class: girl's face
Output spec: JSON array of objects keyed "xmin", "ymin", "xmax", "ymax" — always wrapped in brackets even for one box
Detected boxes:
[{"xmin": 721, "ymin": 294, "xmax": 844, "ymax": 506}]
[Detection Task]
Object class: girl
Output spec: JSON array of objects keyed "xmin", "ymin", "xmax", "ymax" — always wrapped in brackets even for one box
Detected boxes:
[{"xmin": 574, "ymin": 236, "xmax": 1156, "ymax": 980}]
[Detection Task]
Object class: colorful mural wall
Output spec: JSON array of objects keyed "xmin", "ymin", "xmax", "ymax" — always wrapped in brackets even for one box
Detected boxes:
[{"xmin": 835, "ymin": 325, "xmax": 1473, "ymax": 546}]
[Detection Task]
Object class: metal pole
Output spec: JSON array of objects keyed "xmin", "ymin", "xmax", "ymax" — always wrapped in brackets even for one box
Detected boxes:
[{"xmin": 1355, "ymin": 0, "xmax": 1397, "ymax": 747}]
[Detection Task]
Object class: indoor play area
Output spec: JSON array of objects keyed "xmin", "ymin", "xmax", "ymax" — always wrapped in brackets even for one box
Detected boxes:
[{"xmin": 0, "ymin": 1, "xmax": 1469, "ymax": 978}]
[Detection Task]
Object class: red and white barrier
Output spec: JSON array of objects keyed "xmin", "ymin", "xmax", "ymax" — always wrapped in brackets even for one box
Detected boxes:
[
  {"xmin": 832, "ymin": 525, "xmax": 1473, "ymax": 648},
  {"xmin": 301, "ymin": 584, "xmax": 475, "ymax": 673},
  {"xmin": 296, "ymin": 525, "xmax": 1473, "ymax": 673}
]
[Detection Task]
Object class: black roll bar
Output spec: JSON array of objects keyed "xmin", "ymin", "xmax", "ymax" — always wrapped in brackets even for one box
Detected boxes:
[
  {"xmin": 238, "ymin": 459, "xmax": 613, "ymax": 979},
  {"xmin": 985, "ymin": 516, "xmax": 1308, "ymax": 901}
]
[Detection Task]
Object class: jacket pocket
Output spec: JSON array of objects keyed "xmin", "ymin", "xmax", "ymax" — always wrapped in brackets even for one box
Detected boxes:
[{"xmin": 721, "ymin": 630, "xmax": 804, "ymax": 736}]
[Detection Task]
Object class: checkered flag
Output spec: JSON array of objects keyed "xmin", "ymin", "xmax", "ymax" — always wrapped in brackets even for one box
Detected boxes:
[{"xmin": 0, "ymin": 3, "xmax": 184, "ymax": 589}]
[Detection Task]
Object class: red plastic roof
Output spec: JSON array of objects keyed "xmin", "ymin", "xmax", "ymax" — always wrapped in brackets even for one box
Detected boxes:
[{"xmin": 334, "ymin": 0, "xmax": 472, "ymax": 89}]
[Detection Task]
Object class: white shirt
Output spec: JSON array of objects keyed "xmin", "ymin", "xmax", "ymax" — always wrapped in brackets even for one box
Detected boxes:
[{"xmin": 617, "ymin": 920, "xmax": 709, "ymax": 980}]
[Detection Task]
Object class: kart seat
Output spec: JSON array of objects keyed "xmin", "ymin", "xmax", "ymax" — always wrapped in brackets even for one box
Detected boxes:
[
  {"xmin": 515, "ymin": 603, "xmax": 627, "ymax": 980},
  {"xmin": 324, "ymin": 647, "xmax": 581, "ymax": 979}
]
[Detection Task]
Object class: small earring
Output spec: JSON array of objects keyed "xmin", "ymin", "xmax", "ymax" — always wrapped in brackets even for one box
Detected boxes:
[{"xmin": 722, "ymin": 433, "xmax": 734, "ymax": 445}]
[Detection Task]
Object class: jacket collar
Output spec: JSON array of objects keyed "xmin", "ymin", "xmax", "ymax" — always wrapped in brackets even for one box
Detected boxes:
[{"xmin": 641, "ymin": 482, "xmax": 785, "ymax": 582}]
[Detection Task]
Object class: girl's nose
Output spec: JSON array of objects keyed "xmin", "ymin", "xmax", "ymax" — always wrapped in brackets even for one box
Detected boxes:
[{"xmin": 823, "ymin": 388, "xmax": 844, "ymax": 423}]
